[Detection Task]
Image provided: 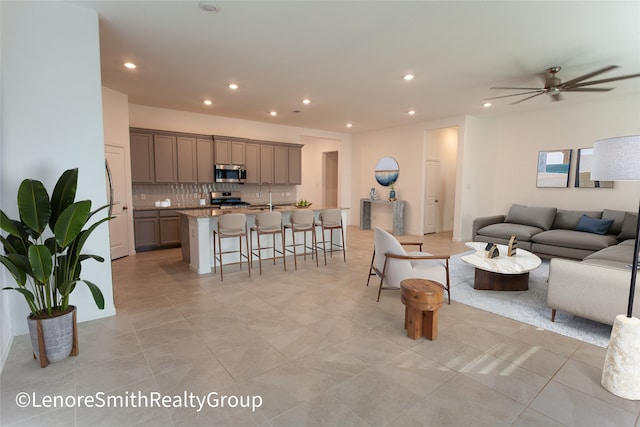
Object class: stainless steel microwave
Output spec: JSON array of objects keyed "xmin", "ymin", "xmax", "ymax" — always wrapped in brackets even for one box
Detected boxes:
[{"xmin": 214, "ymin": 164, "xmax": 246, "ymax": 183}]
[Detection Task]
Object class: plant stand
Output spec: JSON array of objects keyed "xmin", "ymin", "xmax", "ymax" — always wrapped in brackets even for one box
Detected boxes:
[{"xmin": 32, "ymin": 309, "xmax": 79, "ymax": 368}]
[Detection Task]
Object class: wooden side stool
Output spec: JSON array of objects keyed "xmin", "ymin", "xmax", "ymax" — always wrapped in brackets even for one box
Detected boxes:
[{"xmin": 400, "ymin": 279, "xmax": 445, "ymax": 340}]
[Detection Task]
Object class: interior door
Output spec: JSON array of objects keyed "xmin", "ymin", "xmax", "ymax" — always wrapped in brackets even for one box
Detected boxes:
[
  {"xmin": 424, "ymin": 160, "xmax": 440, "ymax": 234},
  {"xmin": 323, "ymin": 151, "xmax": 338, "ymax": 208},
  {"xmin": 105, "ymin": 145, "xmax": 131, "ymax": 259}
]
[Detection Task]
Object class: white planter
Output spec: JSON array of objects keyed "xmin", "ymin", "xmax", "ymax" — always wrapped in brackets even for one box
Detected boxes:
[{"xmin": 27, "ymin": 306, "xmax": 77, "ymax": 366}]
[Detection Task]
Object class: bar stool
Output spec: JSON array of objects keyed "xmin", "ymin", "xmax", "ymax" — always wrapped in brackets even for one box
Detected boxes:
[
  {"xmin": 250, "ymin": 211, "xmax": 286, "ymax": 275},
  {"xmin": 284, "ymin": 208, "xmax": 318, "ymax": 270},
  {"xmin": 317, "ymin": 209, "xmax": 346, "ymax": 265},
  {"xmin": 213, "ymin": 213, "xmax": 251, "ymax": 281}
]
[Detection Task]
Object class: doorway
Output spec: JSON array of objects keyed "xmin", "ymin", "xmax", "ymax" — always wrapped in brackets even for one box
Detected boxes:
[
  {"xmin": 423, "ymin": 127, "xmax": 458, "ymax": 235},
  {"xmin": 323, "ymin": 151, "xmax": 338, "ymax": 208},
  {"xmin": 105, "ymin": 144, "xmax": 131, "ymax": 260}
]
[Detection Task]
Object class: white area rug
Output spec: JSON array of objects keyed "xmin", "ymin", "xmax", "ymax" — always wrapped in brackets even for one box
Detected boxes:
[{"xmin": 450, "ymin": 252, "xmax": 612, "ymax": 347}]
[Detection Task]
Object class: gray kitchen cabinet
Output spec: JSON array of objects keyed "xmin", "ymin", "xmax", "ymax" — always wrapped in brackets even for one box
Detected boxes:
[
  {"xmin": 288, "ymin": 146, "xmax": 302, "ymax": 184},
  {"xmin": 196, "ymin": 137, "xmax": 214, "ymax": 183},
  {"xmin": 134, "ymin": 209, "xmax": 181, "ymax": 251},
  {"xmin": 215, "ymin": 137, "xmax": 245, "ymax": 165},
  {"xmin": 130, "ymin": 132, "xmax": 155, "ymax": 183},
  {"xmin": 244, "ymin": 142, "xmax": 260, "ymax": 184},
  {"xmin": 134, "ymin": 210, "xmax": 160, "ymax": 251},
  {"xmin": 260, "ymin": 144, "xmax": 274, "ymax": 184},
  {"xmin": 274, "ymin": 145, "xmax": 289, "ymax": 184},
  {"xmin": 177, "ymin": 136, "xmax": 197, "ymax": 183},
  {"xmin": 159, "ymin": 210, "xmax": 181, "ymax": 245},
  {"xmin": 154, "ymin": 135, "xmax": 177, "ymax": 183}
]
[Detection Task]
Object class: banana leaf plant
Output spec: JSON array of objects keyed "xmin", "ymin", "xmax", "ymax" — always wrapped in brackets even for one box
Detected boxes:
[{"xmin": 0, "ymin": 168, "xmax": 110, "ymax": 318}]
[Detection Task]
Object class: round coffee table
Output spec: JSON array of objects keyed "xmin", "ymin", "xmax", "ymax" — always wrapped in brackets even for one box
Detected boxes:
[{"xmin": 461, "ymin": 242, "xmax": 542, "ymax": 291}]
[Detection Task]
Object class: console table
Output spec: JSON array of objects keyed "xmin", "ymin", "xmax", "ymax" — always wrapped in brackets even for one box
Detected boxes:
[{"xmin": 360, "ymin": 198, "xmax": 406, "ymax": 236}]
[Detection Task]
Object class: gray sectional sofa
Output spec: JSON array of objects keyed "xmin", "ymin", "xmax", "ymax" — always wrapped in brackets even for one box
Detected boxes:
[{"xmin": 472, "ymin": 204, "xmax": 637, "ymax": 325}]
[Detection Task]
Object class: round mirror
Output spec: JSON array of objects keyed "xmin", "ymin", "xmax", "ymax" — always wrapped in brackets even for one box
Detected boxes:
[{"xmin": 374, "ymin": 157, "xmax": 399, "ymax": 186}]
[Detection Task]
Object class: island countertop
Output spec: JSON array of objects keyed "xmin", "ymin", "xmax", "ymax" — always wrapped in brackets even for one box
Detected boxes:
[{"xmin": 177, "ymin": 205, "xmax": 348, "ymax": 218}]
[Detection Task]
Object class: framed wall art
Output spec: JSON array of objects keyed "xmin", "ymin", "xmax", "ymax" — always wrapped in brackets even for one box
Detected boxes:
[
  {"xmin": 537, "ymin": 149, "xmax": 571, "ymax": 188},
  {"xmin": 575, "ymin": 148, "xmax": 614, "ymax": 188}
]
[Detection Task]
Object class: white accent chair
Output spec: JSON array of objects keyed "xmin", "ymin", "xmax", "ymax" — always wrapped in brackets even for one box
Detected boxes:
[{"xmin": 367, "ymin": 227, "xmax": 451, "ymax": 302}]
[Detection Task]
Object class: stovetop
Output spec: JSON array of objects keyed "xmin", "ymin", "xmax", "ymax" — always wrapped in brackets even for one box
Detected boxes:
[{"xmin": 210, "ymin": 191, "xmax": 250, "ymax": 209}]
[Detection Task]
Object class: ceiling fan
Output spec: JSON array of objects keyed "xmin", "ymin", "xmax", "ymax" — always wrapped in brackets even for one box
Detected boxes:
[{"xmin": 486, "ymin": 66, "xmax": 640, "ymax": 104}]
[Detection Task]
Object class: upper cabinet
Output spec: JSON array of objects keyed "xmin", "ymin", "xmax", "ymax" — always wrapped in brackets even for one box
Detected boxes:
[
  {"xmin": 196, "ymin": 138, "xmax": 214, "ymax": 183},
  {"xmin": 274, "ymin": 145, "xmax": 289, "ymax": 184},
  {"xmin": 130, "ymin": 128, "xmax": 213, "ymax": 184},
  {"xmin": 259, "ymin": 144, "xmax": 274, "ymax": 184},
  {"xmin": 288, "ymin": 146, "xmax": 302, "ymax": 184},
  {"xmin": 177, "ymin": 136, "xmax": 197, "ymax": 183},
  {"xmin": 153, "ymin": 134, "xmax": 177, "ymax": 183},
  {"xmin": 130, "ymin": 132, "xmax": 155, "ymax": 183},
  {"xmin": 214, "ymin": 137, "xmax": 245, "ymax": 165},
  {"xmin": 244, "ymin": 142, "xmax": 260, "ymax": 184}
]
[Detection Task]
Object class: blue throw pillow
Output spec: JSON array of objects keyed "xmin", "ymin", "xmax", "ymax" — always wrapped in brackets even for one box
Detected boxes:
[{"xmin": 575, "ymin": 215, "xmax": 614, "ymax": 235}]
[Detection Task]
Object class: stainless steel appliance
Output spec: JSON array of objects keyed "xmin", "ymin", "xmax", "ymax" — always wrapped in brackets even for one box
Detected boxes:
[
  {"xmin": 214, "ymin": 164, "xmax": 246, "ymax": 183},
  {"xmin": 210, "ymin": 192, "xmax": 250, "ymax": 209}
]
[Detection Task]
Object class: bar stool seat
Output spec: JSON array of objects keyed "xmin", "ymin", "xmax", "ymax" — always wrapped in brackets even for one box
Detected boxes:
[
  {"xmin": 213, "ymin": 213, "xmax": 251, "ymax": 281},
  {"xmin": 317, "ymin": 209, "xmax": 346, "ymax": 265},
  {"xmin": 250, "ymin": 211, "xmax": 286, "ymax": 275},
  {"xmin": 284, "ymin": 208, "xmax": 318, "ymax": 270}
]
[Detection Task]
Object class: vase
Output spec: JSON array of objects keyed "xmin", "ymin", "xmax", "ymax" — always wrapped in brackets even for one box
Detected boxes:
[
  {"xmin": 27, "ymin": 306, "xmax": 78, "ymax": 367},
  {"xmin": 389, "ymin": 189, "xmax": 396, "ymax": 201}
]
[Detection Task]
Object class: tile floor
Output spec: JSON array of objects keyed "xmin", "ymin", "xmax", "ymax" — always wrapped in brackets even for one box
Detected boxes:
[{"xmin": 2, "ymin": 226, "xmax": 640, "ymax": 426}]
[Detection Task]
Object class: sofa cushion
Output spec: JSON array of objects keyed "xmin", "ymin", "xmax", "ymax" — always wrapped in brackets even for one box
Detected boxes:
[
  {"xmin": 552, "ymin": 209, "xmax": 602, "ymax": 230},
  {"xmin": 617, "ymin": 212, "xmax": 638, "ymax": 241},
  {"xmin": 602, "ymin": 209, "xmax": 629, "ymax": 235},
  {"xmin": 584, "ymin": 243, "xmax": 634, "ymax": 266},
  {"xmin": 505, "ymin": 204, "xmax": 556, "ymax": 231},
  {"xmin": 575, "ymin": 215, "xmax": 614, "ymax": 235},
  {"xmin": 532, "ymin": 229, "xmax": 618, "ymax": 251},
  {"xmin": 476, "ymin": 223, "xmax": 543, "ymax": 242}
]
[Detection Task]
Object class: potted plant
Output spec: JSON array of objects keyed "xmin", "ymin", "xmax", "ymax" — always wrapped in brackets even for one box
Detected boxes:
[{"xmin": 0, "ymin": 168, "xmax": 110, "ymax": 367}]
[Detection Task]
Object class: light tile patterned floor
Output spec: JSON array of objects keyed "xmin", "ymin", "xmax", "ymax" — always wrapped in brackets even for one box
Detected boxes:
[{"xmin": 2, "ymin": 226, "xmax": 640, "ymax": 426}]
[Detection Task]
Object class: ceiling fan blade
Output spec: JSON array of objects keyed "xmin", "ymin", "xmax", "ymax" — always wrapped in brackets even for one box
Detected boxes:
[
  {"xmin": 490, "ymin": 86, "xmax": 544, "ymax": 91},
  {"xmin": 485, "ymin": 90, "xmax": 545, "ymax": 101},
  {"xmin": 564, "ymin": 73, "xmax": 640, "ymax": 89},
  {"xmin": 511, "ymin": 92, "xmax": 545, "ymax": 104},
  {"xmin": 560, "ymin": 65, "xmax": 619, "ymax": 87},
  {"xmin": 562, "ymin": 87, "xmax": 613, "ymax": 92}
]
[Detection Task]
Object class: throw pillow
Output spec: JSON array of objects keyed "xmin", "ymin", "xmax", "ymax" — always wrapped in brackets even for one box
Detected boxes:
[
  {"xmin": 575, "ymin": 214, "xmax": 614, "ymax": 235},
  {"xmin": 618, "ymin": 212, "xmax": 638, "ymax": 241}
]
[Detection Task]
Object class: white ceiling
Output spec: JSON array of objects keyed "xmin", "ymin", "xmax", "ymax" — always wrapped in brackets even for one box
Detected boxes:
[{"xmin": 76, "ymin": 0, "xmax": 640, "ymax": 134}]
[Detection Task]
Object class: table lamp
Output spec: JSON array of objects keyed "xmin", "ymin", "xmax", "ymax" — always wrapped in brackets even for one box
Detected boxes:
[{"xmin": 591, "ymin": 134, "xmax": 640, "ymax": 400}]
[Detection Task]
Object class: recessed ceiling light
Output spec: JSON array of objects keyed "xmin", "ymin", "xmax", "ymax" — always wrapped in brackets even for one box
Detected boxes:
[
  {"xmin": 124, "ymin": 62, "xmax": 136, "ymax": 69},
  {"xmin": 346, "ymin": 123, "xmax": 353, "ymax": 128},
  {"xmin": 228, "ymin": 83, "xmax": 238, "ymax": 90},
  {"xmin": 203, "ymin": 100, "xmax": 212, "ymax": 105},
  {"xmin": 302, "ymin": 99, "xmax": 311, "ymax": 105},
  {"xmin": 403, "ymin": 74, "xmax": 414, "ymax": 81},
  {"xmin": 408, "ymin": 110, "xmax": 416, "ymax": 115},
  {"xmin": 270, "ymin": 111, "xmax": 277, "ymax": 116},
  {"xmin": 483, "ymin": 102, "xmax": 492, "ymax": 107},
  {"xmin": 199, "ymin": 1, "xmax": 220, "ymax": 13}
]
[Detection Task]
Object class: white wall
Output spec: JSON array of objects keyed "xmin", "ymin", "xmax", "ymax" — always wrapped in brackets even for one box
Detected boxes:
[
  {"xmin": 352, "ymin": 116, "xmax": 468, "ymax": 236},
  {"xmin": 1, "ymin": 1, "xmax": 116, "ymax": 345},
  {"xmin": 353, "ymin": 93, "xmax": 640, "ymax": 240},
  {"xmin": 128, "ymin": 104, "xmax": 353, "ymax": 214}
]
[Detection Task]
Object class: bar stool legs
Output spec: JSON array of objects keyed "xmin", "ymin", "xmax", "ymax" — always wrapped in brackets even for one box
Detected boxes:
[
  {"xmin": 250, "ymin": 211, "xmax": 286, "ymax": 275},
  {"xmin": 285, "ymin": 209, "xmax": 318, "ymax": 270},
  {"xmin": 317, "ymin": 209, "xmax": 346, "ymax": 265},
  {"xmin": 213, "ymin": 213, "xmax": 251, "ymax": 281}
]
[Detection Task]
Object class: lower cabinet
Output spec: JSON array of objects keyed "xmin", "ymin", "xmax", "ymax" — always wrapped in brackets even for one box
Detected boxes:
[{"xmin": 134, "ymin": 209, "xmax": 181, "ymax": 251}]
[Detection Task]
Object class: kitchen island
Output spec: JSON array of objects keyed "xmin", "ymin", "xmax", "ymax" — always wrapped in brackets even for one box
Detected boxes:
[{"xmin": 178, "ymin": 206, "xmax": 349, "ymax": 275}]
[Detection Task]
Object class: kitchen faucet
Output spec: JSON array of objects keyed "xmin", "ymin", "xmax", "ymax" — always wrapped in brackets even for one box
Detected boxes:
[{"xmin": 261, "ymin": 182, "xmax": 273, "ymax": 211}]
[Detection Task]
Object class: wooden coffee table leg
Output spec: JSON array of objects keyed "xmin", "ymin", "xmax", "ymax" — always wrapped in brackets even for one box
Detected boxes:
[{"xmin": 405, "ymin": 307, "xmax": 422, "ymax": 339}]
